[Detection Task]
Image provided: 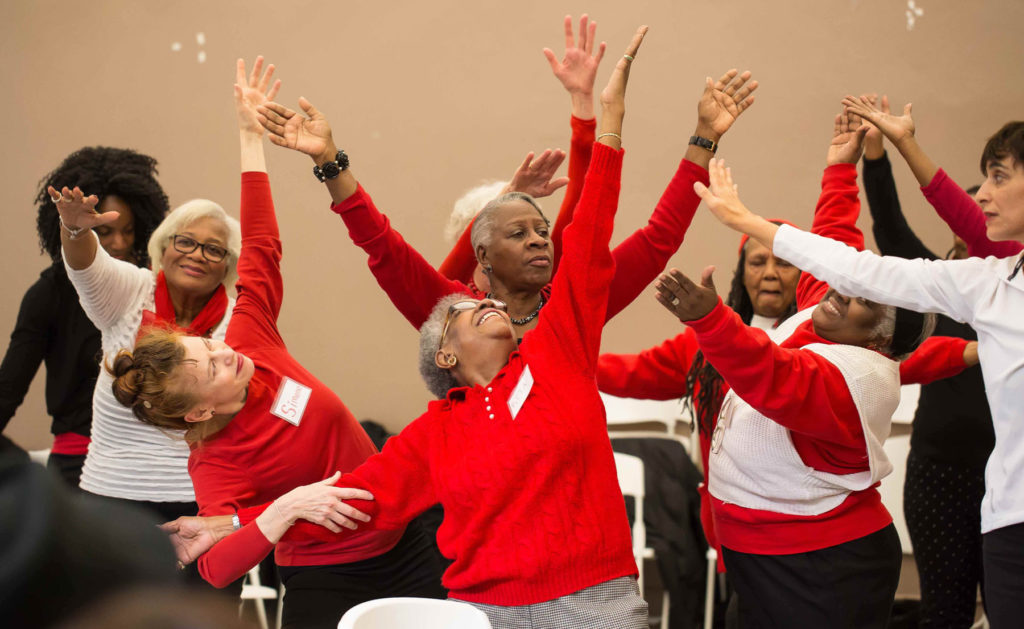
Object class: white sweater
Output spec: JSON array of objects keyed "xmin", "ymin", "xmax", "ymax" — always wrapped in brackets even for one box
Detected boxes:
[
  {"xmin": 775, "ymin": 224, "xmax": 1024, "ymax": 534},
  {"xmin": 65, "ymin": 236, "xmax": 233, "ymax": 502}
]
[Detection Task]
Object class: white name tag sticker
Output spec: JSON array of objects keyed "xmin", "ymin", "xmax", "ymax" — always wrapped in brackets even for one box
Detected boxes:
[
  {"xmin": 507, "ymin": 365, "xmax": 533, "ymax": 420},
  {"xmin": 271, "ymin": 377, "xmax": 312, "ymax": 426}
]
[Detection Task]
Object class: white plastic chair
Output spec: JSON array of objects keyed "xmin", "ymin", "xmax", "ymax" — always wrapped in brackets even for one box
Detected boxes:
[
  {"xmin": 337, "ymin": 597, "xmax": 491, "ymax": 629},
  {"xmin": 240, "ymin": 565, "xmax": 279, "ymax": 629},
  {"xmin": 613, "ymin": 452, "xmax": 671, "ymax": 628},
  {"xmin": 601, "ymin": 393, "xmax": 685, "ymax": 435},
  {"xmin": 28, "ymin": 449, "xmax": 50, "ymax": 466}
]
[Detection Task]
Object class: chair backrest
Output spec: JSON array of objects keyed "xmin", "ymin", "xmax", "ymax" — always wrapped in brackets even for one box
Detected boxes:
[
  {"xmin": 601, "ymin": 393, "xmax": 685, "ymax": 435},
  {"xmin": 878, "ymin": 433, "xmax": 913, "ymax": 554},
  {"xmin": 28, "ymin": 449, "xmax": 50, "ymax": 466},
  {"xmin": 338, "ymin": 597, "xmax": 491, "ymax": 629},
  {"xmin": 613, "ymin": 452, "xmax": 646, "ymax": 558}
]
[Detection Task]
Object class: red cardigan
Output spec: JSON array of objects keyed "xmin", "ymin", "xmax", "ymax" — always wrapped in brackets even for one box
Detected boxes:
[
  {"xmin": 188, "ymin": 172, "xmax": 402, "ymax": 587},
  {"xmin": 249, "ymin": 144, "xmax": 638, "ymax": 606},
  {"xmin": 332, "ymin": 118, "xmax": 709, "ymax": 329}
]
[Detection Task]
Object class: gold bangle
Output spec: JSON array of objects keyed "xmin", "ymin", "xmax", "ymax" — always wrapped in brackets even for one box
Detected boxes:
[{"xmin": 597, "ymin": 132, "xmax": 622, "ymax": 142}]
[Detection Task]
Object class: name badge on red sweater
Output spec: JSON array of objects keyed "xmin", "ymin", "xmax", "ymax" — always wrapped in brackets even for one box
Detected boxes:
[
  {"xmin": 507, "ymin": 365, "xmax": 533, "ymax": 420},
  {"xmin": 271, "ymin": 377, "xmax": 312, "ymax": 426}
]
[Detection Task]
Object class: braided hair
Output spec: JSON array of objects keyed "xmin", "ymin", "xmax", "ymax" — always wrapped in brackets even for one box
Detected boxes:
[
  {"xmin": 685, "ymin": 229, "xmax": 798, "ymax": 439},
  {"xmin": 35, "ymin": 147, "xmax": 169, "ymax": 265}
]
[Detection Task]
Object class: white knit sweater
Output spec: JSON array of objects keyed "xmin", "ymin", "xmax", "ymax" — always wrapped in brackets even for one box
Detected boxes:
[{"xmin": 65, "ymin": 236, "xmax": 233, "ymax": 502}]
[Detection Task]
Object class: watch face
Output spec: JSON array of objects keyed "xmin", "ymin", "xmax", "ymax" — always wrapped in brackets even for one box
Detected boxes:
[{"xmin": 321, "ymin": 161, "xmax": 341, "ymax": 180}]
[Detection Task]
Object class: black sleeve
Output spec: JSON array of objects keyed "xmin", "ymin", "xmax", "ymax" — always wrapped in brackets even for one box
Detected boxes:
[
  {"xmin": 0, "ymin": 276, "xmax": 53, "ymax": 431},
  {"xmin": 863, "ymin": 151, "xmax": 937, "ymax": 261}
]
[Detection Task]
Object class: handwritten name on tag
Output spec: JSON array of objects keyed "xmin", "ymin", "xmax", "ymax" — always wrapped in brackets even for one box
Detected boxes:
[
  {"xmin": 271, "ymin": 377, "xmax": 312, "ymax": 426},
  {"xmin": 507, "ymin": 365, "xmax": 533, "ymax": 420}
]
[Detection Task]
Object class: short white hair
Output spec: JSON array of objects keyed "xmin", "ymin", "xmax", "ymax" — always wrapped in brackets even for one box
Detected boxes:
[
  {"xmin": 445, "ymin": 181, "xmax": 508, "ymax": 245},
  {"xmin": 147, "ymin": 199, "xmax": 242, "ymax": 291}
]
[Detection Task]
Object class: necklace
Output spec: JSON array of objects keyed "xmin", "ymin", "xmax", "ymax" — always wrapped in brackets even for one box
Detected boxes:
[{"xmin": 492, "ymin": 293, "xmax": 546, "ymax": 325}]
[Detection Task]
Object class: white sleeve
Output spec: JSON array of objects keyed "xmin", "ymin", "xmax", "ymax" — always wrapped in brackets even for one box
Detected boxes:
[
  {"xmin": 773, "ymin": 224, "xmax": 984, "ymax": 324},
  {"xmin": 64, "ymin": 232, "xmax": 155, "ymax": 331}
]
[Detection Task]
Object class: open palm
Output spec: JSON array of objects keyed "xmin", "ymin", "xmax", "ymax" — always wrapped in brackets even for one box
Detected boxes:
[
  {"xmin": 258, "ymin": 98, "xmax": 333, "ymax": 158},
  {"xmin": 842, "ymin": 94, "xmax": 915, "ymax": 144},
  {"xmin": 235, "ymin": 57, "xmax": 281, "ymax": 135},
  {"xmin": 698, "ymin": 69, "xmax": 758, "ymax": 137}
]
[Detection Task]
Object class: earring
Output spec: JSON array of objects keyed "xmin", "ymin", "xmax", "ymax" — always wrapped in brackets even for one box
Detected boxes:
[
  {"xmin": 446, "ymin": 354, "xmax": 458, "ymax": 367},
  {"xmin": 483, "ymin": 265, "xmax": 493, "ymax": 275}
]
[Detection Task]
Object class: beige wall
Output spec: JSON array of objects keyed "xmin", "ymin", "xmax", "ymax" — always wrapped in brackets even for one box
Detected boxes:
[{"xmin": 3, "ymin": 0, "xmax": 1023, "ymax": 448}]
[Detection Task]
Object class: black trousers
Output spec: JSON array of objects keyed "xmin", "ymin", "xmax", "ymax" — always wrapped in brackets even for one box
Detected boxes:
[
  {"xmin": 982, "ymin": 521, "xmax": 1024, "ymax": 629},
  {"xmin": 904, "ymin": 450, "xmax": 986, "ymax": 628},
  {"xmin": 278, "ymin": 521, "xmax": 447, "ymax": 629},
  {"xmin": 721, "ymin": 524, "xmax": 901, "ymax": 629}
]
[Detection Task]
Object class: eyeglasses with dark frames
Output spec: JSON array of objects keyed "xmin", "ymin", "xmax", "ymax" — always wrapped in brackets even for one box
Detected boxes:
[
  {"xmin": 438, "ymin": 299, "xmax": 507, "ymax": 351},
  {"xmin": 171, "ymin": 234, "xmax": 229, "ymax": 263}
]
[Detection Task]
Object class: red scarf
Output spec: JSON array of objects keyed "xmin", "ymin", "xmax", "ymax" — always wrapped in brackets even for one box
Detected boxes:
[{"xmin": 136, "ymin": 271, "xmax": 229, "ymax": 340}]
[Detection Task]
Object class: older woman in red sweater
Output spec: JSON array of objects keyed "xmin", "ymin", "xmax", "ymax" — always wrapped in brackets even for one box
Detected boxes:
[{"xmin": 162, "ymin": 30, "xmax": 651, "ymax": 629}]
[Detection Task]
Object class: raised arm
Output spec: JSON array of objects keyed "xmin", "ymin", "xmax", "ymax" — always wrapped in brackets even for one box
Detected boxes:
[
  {"xmin": 596, "ymin": 330, "xmax": 699, "ymax": 400},
  {"xmin": 860, "ymin": 94, "xmax": 937, "ymax": 260},
  {"xmin": 844, "ymin": 95, "xmax": 1021, "ymax": 257},
  {"xmin": 258, "ymin": 98, "xmax": 471, "ymax": 327},
  {"xmin": 604, "ymin": 68, "xmax": 758, "ymax": 320}
]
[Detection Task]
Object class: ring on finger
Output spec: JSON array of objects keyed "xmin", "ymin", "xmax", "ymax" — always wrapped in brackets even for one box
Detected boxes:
[{"xmin": 623, "ymin": 54, "xmax": 634, "ymax": 61}]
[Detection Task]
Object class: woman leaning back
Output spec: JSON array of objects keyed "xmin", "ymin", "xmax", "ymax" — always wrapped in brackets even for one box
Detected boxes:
[
  {"xmin": 168, "ymin": 29, "xmax": 652, "ymax": 629},
  {"xmin": 255, "ymin": 29, "xmax": 758, "ymax": 340},
  {"xmin": 728, "ymin": 95, "xmax": 1024, "ymax": 626},
  {"xmin": 113, "ymin": 58, "xmax": 446, "ymax": 629},
  {"xmin": 0, "ymin": 147, "xmax": 166, "ymax": 487}
]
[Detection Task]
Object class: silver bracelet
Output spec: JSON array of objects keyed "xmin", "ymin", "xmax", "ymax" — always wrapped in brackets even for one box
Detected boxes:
[
  {"xmin": 59, "ymin": 215, "xmax": 86, "ymax": 240},
  {"xmin": 596, "ymin": 132, "xmax": 622, "ymax": 142},
  {"xmin": 232, "ymin": 513, "xmax": 241, "ymax": 530}
]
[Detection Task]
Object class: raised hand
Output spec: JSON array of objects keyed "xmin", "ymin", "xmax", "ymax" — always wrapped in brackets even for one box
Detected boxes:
[
  {"xmin": 693, "ymin": 158, "xmax": 752, "ymax": 229},
  {"xmin": 159, "ymin": 515, "xmax": 225, "ymax": 566},
  {"xmin": 696, "ymin": 69, "xmax": 758, "ymax": 140},
  {"xmin": 842, "ymin": 94, "xmax": 915, "ymax": 146},
  {"xmin": 826, "ymin": 110, "xmax": 869, "ymax": 166},
  {"xmin": 600, "ymin": 25, "xmax": 648, "ymax": 119},
  {"xmin": 49, "ymin": 185, "xmax": 117, "ymax": 232},
  {"xmin": 235, "ymin": 56, "xmax": 281, "ymax": 136},
  {"xmin": 257, "ymin": 97, "xmax": 334, "ymax": 161},
  {"xmin": 860, "ymin": 94, "xmax": 888, "ymax": 159},
  {"xmin": 543, "ymin": 14, "xmax": 606, "ymax": 117},
  {"xmin": 505, "ymin": 149, "xmax": 569, "ymax": 198},
  {"xmin": 655, "ymin": 267, "xmax": 719, "ymax": 322}
]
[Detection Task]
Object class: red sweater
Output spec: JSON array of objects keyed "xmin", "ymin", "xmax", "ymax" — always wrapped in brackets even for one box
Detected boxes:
[
  {"xmin": 598, "ymin": 163, "xmax": 969, "ymax": 556},
  {"xmin": 922, "ymin": 168, "xmax": 1023, "ymax": 258},
  {"xmin": 333, "ymin": 121, "xmax": 708, "ymax": 329},
  {"xmin": 188, "ymin": 172, "xmax": 402, "ymax": 588},
  {"xmin": 255, "ymin": 144, "xmax": 638, "ymax": 606}
]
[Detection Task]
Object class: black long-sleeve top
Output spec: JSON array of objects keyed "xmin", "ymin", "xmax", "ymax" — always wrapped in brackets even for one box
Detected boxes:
[
  {"xmin": 0, "ymin": 264, "xmax": 100, "ymax": 438},
  {"xmin": 863, "ymin": 152, "xmax": 995, "ymax": 468}
]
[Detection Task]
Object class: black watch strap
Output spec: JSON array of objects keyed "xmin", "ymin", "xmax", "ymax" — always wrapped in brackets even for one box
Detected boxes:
[
  {"xmin": 688, "ymin": 135, "xmax": 718, "ymax": 154},
  {"xmin": 313, "ymin": 150, "xmax": 350, "ymax": 182}
]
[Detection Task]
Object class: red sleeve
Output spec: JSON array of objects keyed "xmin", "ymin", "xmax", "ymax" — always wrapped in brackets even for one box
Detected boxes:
[
  {"xmin": 605, "ymin": 158, "xmax": 709, "ymax": 321},
  {"xmin": 190, "ymin": 457, "xmax": 275, "ymax": 588},
  {"xmin": 550, "ymin": 116, "xmax": 596, "ymax": 273},
  {"xmin": 226, "ymin": 172, "xmax": 285, "ymax": 349},
  {"xmin": 332, "ymin": 185, "xmax": 474, "ymax": 328},
  {"xmin": 922, "ymin": 169, "xmax": 1024, "ymax": 258},
  {"xmin": 438, "ymin": 220, "xmax": 478, "ymax": 283},
  {"xmin": 530, "ymin": 143, "xmax": 622, "ymax": 372},
  {"xmin": 596, "ymin": 330, "xmax": 700, "ymax": 400},
  {"xmin": 898, "ymin": 335, "xmax": 969, "ymax": 385},
  {"xmin": 282, "ymin": 410, "xmax": 439, "ymax": 540},
  {"xmin": 688, "ymin": 300, "xmax": 865, "ymax": 449},
  {"xmin": 796, "ymin": 163, "xmax": 864, "ymax": 310}
]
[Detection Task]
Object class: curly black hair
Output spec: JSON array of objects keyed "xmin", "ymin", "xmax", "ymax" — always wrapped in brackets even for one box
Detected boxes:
[
  {"xmin": 35, "ymin": 147, "xmax": 169, "ymax": 265},
  {"xmin": 685, "ymin": 225, "xmax": 798, "ymax": 438}
]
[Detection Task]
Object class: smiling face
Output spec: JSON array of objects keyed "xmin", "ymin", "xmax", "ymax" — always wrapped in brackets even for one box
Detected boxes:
[
  {"xmin": 477, "ymin": 200, "xmax": 553, "ymax": 291},
  {"xmin": 177, "ymin": 336, "xmax": 254, "ymax": 421},
  {"xmin": 434, "ymin": 298, "xmax": 517, "ymax": 375},
  {"xmin": 811, "ymin": 288, "xmax": 890, "ymax": 348},
  {"xmin": 159, "ymin": 216, "xmax": 231, "ymax": 297},
  {"xmin": 977, "ymin": 156, "xmax": 1024, "ymax": 243},
  {"xmin": 743, "ymin": 240, "xmax": 801, "ymax": 318},
  {"xmin": 94, "ymin": 196, "xmax": 136, "ymax": 263}
]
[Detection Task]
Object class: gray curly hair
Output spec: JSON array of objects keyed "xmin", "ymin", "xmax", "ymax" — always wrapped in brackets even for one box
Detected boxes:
[
  {"xmin": 469, "ymin": 192, "xmax": 548, "ymax": 253},
  {"xmin": 418, "ymin": 294, "xmax": 474, "ymax": 398}
]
